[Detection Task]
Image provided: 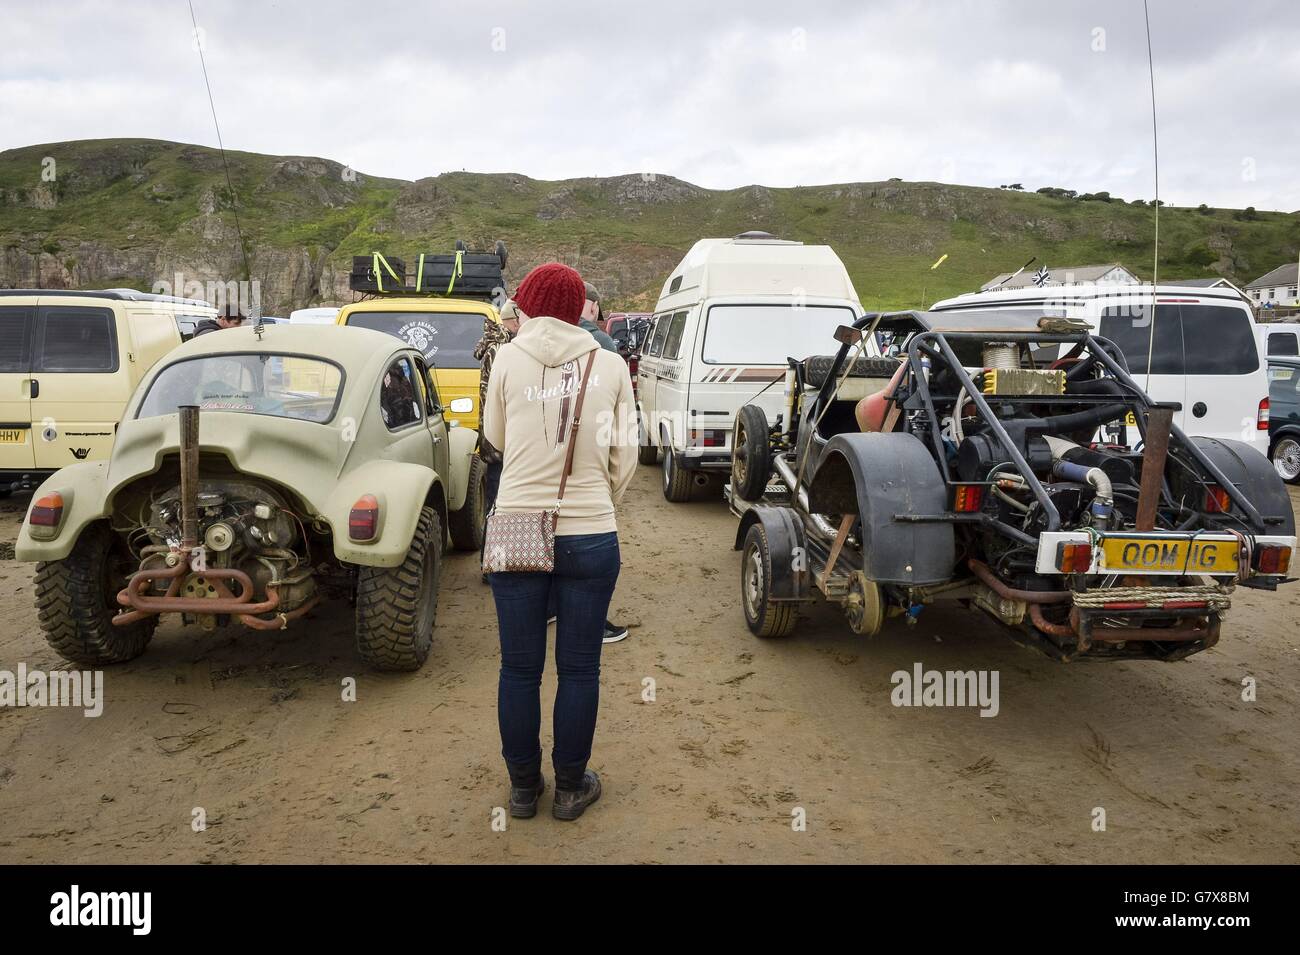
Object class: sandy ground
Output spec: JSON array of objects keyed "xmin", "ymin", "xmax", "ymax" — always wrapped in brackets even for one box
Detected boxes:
[{"xmin": 0, "ymin": 468, "xmax": 1298, "ymax": 864}]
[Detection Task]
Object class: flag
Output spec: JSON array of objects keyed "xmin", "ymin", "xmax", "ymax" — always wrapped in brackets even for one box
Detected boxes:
[{"xmin": 1032, "ymin": 265, "xmax": 1052, "ymax": 288}]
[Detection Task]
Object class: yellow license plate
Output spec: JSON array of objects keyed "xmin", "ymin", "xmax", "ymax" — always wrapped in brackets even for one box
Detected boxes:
[
  {"xmin": 0, "ymin": 428, "xmax": 27, "ymax": 444},
  {"xmin": 1101, "ymin": 536, "xmax": 1238, "ymax": 574}
]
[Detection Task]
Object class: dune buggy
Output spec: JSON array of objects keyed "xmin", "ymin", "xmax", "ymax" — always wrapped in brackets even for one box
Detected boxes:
[
  {"xmin": 16, "ymin": 323, "xmax": 486, "ymax": 672},
  {"xmin": 727, "ymin": 310, "xmax": 1296, "ymax": 661}
]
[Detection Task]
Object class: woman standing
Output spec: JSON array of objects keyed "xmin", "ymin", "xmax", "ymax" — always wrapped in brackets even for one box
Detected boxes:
[{"xmin": 481, "ymin": 263, "xmax": 637, "ymax": 821}]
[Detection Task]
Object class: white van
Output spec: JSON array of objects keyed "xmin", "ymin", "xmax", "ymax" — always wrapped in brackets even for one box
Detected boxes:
[
  {"xmin": 930, "ymin": 284, "xmax": 1270, "ymax": 452},
  {"xmin": 1259, "ymin": 321, "xmax": 1300, "ymax": 358},
  {"xmin": 638, "ymin": 232, "xmax": 864, "ymax": 501},
  {"xmin": 289, "ymin": 306, "xmax": 341, "ymax": 325}
]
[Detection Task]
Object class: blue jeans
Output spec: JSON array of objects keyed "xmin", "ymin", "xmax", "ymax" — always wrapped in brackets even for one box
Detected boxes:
[{"xmin": 489, "ymin": 532, "xmax": 620, "ymax": 790}]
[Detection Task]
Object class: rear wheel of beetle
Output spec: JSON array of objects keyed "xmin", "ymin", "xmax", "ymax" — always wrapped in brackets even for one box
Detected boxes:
[
  {"xmin": 355, "ymin": 506, "xmax": 441, "ymax": 671},
  {"xmin": 35, "ymin": 522, "xmax": 154, "ymax": 665}
]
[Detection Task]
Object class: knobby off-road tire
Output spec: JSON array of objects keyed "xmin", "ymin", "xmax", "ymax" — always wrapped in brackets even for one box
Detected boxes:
[
  {"xmin": 355, "ymin": 506, "xmax": 441, "ymax": 672},
  {"xmin": 732, "ymin": 404, "xmax": 771, "ymax": 502},
  {"xmin": 448, "ymin": 455, "xmax": 487, "ymax": 551},
  {"xmin": 34, "ymin": 522, "xmax": 155, "ymax": 665},
  {"xmin": 740, "ymin": 522, "xmax": 796, "ymax": 638}
]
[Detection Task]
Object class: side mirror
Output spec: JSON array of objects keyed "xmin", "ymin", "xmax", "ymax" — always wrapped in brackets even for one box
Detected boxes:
[{"xmin": 834, "ymin": 325, "xmax": 864, "ymax": 346}]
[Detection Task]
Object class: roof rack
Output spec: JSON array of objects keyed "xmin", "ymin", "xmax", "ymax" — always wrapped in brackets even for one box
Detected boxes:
[{"xmin": 350, "ymin": 241, "xmax": 508, "ymax": 300}]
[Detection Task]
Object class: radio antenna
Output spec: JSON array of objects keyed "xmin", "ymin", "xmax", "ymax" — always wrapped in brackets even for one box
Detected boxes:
[
  {"xmin": 187, "ymin": 0, "xmax": 252, "ymax": 288},
  {"xmin": 1142, "ymin": 0, "xmax": 1161, "ymax": 390}
]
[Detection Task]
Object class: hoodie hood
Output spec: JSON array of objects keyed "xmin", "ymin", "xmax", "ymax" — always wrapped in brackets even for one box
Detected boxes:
[{"xmin": 511, "ymin": 315, "xmax": 598, "ymax": 368}]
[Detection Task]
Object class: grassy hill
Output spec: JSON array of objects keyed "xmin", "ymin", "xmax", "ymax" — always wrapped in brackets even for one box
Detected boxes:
[{"xmin": 2, "ymin": 138, "xmax": 1297, "ymax": 313}]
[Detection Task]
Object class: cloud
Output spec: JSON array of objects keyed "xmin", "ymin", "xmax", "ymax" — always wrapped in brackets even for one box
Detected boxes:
[{"xmin": 1, "ymin": 0, "xmax": 1297, "ymax": 209}]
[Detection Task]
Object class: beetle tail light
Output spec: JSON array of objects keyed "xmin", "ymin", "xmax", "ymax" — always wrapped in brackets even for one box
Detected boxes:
[
  {"xmin": 29, "ymin": 492, "xmax": 64, "ymax": 528},
  {"xmin": 349, "ymin": 494, "xmax": 379, "ymax": 542},
  {"xmin": 1254, "ymin": 544, "xmax": 1292, "ymax": 576}
]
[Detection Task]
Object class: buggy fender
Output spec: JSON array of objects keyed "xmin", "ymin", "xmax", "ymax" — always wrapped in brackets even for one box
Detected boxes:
[
  {"xmin": 14, "ymin": 463, "xmax": 111, "ymax": 562},
  {"xmin": 1191, "ymin": 437, "xmax": 1295, "ymax": 535},
  {"xmin": 734, "ymin": 505, "xmax": 811, "ymax": 600},
  {"xmin": 326, "ymin": 461, "xmax": 440, "ymax": 568},
  {"xmin": 807, "ymin": 432, "xmax": 954, "ymax": 585},
  {"xmin": 445, "ymin": 427, "xmax": 479, "ymax": 511}
]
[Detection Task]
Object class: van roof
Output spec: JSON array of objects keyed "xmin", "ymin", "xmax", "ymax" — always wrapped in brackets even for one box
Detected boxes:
[
  {"xmin": 658, "ymin": 235, "xmax": 860, "ymax": 306},
  {"xmin": 0, "ymin": 288, "xmax": 212, "ymax": 307},
  {"xmin": 931, "ymin": 284, "xmax": 1251, "ymax": 312}
]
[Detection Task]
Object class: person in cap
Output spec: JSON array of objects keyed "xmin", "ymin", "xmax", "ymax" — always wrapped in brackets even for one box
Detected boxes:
[
  {"xmin": 481, "ymin": 262, "xmax": 638, "ymax": 821},
  {"xmin": 579, "ymin": 282, "xmax": 630, "ymax": 645},
  {"xmin": 580, "ymin": 282, "xmax": 618, "ymax": 353},
  {"xmin": 193, "ymin": 302, "xmax": 246, "ymax": 337}
]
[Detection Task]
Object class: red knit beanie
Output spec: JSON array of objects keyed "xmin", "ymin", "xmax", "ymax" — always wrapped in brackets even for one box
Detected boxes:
[{"xmin": 513, "ymin": 262, "xmax": 586, "ymax": 325}]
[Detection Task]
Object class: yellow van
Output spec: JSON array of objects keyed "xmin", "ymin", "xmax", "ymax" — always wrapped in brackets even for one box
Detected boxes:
[
  {"xmin": 336, "ymin": 297, "xmax": 499, "ymax": 431},
  {"xmin": 0, "ymin": 289, "xmax": 213, "ymax": 492}
]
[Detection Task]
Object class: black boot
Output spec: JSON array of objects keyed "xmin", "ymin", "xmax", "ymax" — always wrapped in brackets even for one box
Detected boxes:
[
  {"xmin": 506, "ymin": 760, "xmax": 546, "ymax": 819},
  {"xmin": 552, "ymin": 770, "xmax": 601, "ymax": 821}
]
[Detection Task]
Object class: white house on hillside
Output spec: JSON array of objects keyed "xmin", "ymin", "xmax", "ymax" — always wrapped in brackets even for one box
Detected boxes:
[
  {"xmin": 1167, "ymin": 277, "xmax": 1247, "ymax": 298},
  {"xmin": 980, "ymin": 263, "xmax": 1138, "ymax": 291},
  {"xmin": 1246, "ymin": 262, "xmax": 1298, "ymax": 307}
]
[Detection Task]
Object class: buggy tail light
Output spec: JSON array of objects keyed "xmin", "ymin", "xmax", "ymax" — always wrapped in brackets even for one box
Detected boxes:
[
  {"xmin": 29, "ymin": 492, "xmax": 65, "ymax": 537},
  {"xmin": 1055, "ymin": 541, "xmax": 1093, "ymax": 573},
  {"xmin": 1254, "ymin": 544, "xmax": 1292, "ymax": 576},
  {"xmin": 1204, "ymin": 486, "xmax": 1232, "ymax": 514},
  {"xmin": 953, "ymin": 484, "xmax": 983, "ymax": 512},
  {"xmin": 1257, "ymin": 397, "xmax": 1270, "ymax": 430},
  {"xmin": 349, "ymin": 494, "xmax": 379, "ymax": 542}
]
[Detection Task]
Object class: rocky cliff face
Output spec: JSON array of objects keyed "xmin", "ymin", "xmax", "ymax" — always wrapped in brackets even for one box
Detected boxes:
[{"xmin": 2, "ymin": 138, "xmax": 1296, "ymax": 313}]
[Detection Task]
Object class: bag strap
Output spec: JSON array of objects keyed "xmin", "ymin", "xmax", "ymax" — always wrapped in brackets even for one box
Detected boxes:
[{"xmin": 555, "ymin": 350, "xmax": 598, "ymax": 512}]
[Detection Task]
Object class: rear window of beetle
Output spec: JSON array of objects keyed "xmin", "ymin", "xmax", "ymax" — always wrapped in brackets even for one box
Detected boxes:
[{"xmin": 138, "ymin": 353, "xmax": 343, "ymax": 422}]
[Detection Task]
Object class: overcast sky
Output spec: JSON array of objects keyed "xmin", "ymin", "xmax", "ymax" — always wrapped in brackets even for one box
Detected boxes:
[{"xmin": 1, "ymin": 0, "xmax": 1297, "ymax": 210}]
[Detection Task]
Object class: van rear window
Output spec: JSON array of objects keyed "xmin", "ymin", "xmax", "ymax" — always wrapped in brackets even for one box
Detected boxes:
[
  {"xmin": 37, "ymin": 307, "xmax": 118, "ymax": 373},
  {"xmin": 345, "ymin": 311, "xmax": 485, "ymax": 368},
  {"xmin": 1268, "ymin": 332, "xmax": 1299, "ymax": 357},
  {"xmin": 1098, "ymin": 304, "xmax": 1258, "ymax": 376},
  {"xmin": 1180, "ymin": 304, "xmax": 1258, "ymax": 375},
  {"xmin": 703, "ymin": 304, "xmax": 854, "ymax": 365},
  {"xmin": 0, "ymin": 307, "xmax": 33, "ymax": 372}
]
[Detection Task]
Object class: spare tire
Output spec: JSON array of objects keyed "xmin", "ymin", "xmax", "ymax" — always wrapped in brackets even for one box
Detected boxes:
[
  {"xmin": 803, "ymin": 355, "xmax": 900, "ymax": 390},
  {"xmin": 732, "ymin": 404, "xmax": 771, "ymax": 501}
]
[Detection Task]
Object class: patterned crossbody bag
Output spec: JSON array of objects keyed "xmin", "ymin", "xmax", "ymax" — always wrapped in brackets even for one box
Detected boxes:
[{"xmin": 481, "ymin": 350, "xmax": 597, "ymax": 573}]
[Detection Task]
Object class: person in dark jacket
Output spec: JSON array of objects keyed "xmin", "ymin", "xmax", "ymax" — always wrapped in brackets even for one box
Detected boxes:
[
  {"xmin": 580, "ymin": 283, "xmax": 617, "ymax": 352},
  {"xmin": 193, "ymin": 303, "xmax": 246, "ymax": 337},
  {"xmin": 578, "ymin": 282, "xmax": 628, "ymax": 644}
]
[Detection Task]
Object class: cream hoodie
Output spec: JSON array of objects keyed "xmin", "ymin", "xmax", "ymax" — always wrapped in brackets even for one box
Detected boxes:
[{"xmin": 482, "ymin": 315, "xmax": 638, "ymax": 536}]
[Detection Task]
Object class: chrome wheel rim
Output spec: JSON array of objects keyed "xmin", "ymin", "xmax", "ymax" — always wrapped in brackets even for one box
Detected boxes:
[
  {"xmin": 1274, "ymin": 438, "xmax": 1300, "ymax": 481},
  {"xmin": 743, "ymin": 545, "xmax": 764, "ymax": 619}
]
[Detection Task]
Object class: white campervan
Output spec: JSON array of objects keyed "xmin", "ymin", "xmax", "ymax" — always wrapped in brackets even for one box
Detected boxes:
[
  {"xmin": 638, "ymin": 232, "xmax": 864, "ymax": 501},
  {"xmin": 930, "ymin": 284, "xmax": 1270, "ymax": 453}
]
